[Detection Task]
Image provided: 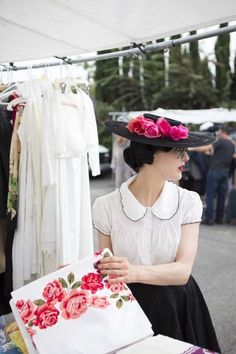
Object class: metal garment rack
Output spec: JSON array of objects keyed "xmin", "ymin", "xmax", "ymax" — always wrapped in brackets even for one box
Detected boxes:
[{"xmin": 1, "ymin": 24, "xmax": 236, "ymax": 71}]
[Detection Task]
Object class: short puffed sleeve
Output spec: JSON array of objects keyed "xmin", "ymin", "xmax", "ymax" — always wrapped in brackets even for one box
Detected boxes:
[
  {"xmin": 181, "ymin": 190, "xmax": 203, "ymax": 225},
  {"xmin": 92, "ymin": 196, "xmax": 112, "ymax": 235}
]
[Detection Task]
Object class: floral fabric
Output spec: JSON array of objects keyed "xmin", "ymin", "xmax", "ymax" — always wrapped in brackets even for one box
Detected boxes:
[
  {"xmin": 11, "ymin": 249, "xmax": 153, "ymax": 354},
  {"xmin": 7, "ymin": 109, "xmax": 22, "ymax": 219}
]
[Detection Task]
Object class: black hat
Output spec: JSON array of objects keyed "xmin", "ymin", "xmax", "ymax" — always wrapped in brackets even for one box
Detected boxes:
[{"xmin": 105, "ymin": 113, "xmax": 215, "ymax": 148}]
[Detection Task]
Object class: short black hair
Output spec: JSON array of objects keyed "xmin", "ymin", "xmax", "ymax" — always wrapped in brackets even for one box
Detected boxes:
[
  {"xmin": 219, "ymin": 125, "xmax": 230, "ymax": 135},
  {"xmin": 123, "ymin": 141, "xmax": 172, "ymax": 172}
]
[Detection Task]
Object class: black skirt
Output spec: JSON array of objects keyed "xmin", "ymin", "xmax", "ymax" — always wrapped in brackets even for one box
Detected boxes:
[{"xmin": 128, "ymin": 276, "xmax": 221, "ymax": 353}]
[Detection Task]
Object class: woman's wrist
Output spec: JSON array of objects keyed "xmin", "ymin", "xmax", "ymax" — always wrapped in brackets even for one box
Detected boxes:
[{"xmin": 130, "ymin": 265, "xmax": 141, "ymax": 283}]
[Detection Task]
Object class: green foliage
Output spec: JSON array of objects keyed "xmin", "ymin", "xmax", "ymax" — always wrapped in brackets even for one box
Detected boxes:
[
  {"xmin": 215, "ymin": 23, "xmax": 231, "ymax": 103},
  {"xmin": 93, "ymin": 33, "xmax": 235, "ymax": 146},
  {"xmin": 156, "ymin": 46, "xmax": 217, "ymax": 109},
  {"xmin": 230, "ymin": 53, "xmax": 236, "ymax": 101}
]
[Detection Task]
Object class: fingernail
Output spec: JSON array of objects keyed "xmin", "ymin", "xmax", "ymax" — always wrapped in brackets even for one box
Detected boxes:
[{"xmin": 93, "ymin": 260, "xmax": 101, "ymax": 269}]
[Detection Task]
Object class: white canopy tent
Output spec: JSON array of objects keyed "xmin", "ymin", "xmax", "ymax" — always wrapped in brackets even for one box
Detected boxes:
[
  {"xmin": 110, "ymin": 108, "xmax": 236, "ymax": 124},
  {"xmin": 1, "ymin": 0, "xmax": 236, "ymax": 63}
]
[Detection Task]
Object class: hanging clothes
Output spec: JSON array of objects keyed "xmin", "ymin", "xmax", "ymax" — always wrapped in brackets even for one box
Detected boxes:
[
  {"xmin": 41, "ymin": 84, "xmax": 100, "ymax": 270},
  {"xmin": 0, "ymin": 105, "xmax": 13, "ymax": 315},
  {"xmin": 12, "ymin": 80, "xmax": 100, "ymax": 289},
  {"xmin": 2, "ymin": 108, "xmax": 23, "ymax": 313},
  {"xmin": 12, "ymin": 83, "xmax": 45, "ymax": 289},
  {"xmin": 0, "ymin": 107, "xmax": 12, "ymax": 218}
]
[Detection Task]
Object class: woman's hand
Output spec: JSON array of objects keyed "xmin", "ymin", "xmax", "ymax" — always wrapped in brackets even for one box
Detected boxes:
[{"xmin": 98, "ymin": 256, "xmax": 137, "ymax": 284}]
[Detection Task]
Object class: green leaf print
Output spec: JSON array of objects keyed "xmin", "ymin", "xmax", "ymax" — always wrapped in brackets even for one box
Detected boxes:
[
  {"xmin": 58, "ymin": 278, "xmax": 68, "ymax": 288},
  {"xmin": 33, "ymin": 299, "xmax": 46, "ymax": 306},
  {"xmin": 121, "ymin": 296, "xmax": 130, "ymax": 302},
  {"xmin": 71, "ymin": 281, "xmax": 82, "ymax": 289},
  {"xmin": 67, "ymin": 272, "xmax": 75, "ymax": 284},
  {"xmin": 116, "ymin": 299, "xmax": 123, "ymax": 309}
]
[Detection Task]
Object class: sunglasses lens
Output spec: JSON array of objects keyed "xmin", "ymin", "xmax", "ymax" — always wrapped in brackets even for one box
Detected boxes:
[{"xmin": 174, "ymin": 148, "xmax": 188, "ymax": 158}]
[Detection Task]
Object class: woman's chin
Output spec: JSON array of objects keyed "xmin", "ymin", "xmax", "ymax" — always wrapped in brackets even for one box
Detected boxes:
[{"xmin": 175, "ymin": 172, "xmax": 182, "ymax": 180}]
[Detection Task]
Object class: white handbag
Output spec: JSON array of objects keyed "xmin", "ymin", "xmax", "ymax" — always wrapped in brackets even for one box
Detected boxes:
[{"xmin": 10, "ymin": 248, "xmax": 153, "ymax": 354}]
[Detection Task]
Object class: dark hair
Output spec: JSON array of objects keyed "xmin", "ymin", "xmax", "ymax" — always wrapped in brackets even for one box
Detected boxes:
[
  {"xmin": 219, "ymin": 125, "xmax": 230, "ymax": 135},
  {"xmin": 123, "ymin": 141, "xmax": 172, "ymax": 172}
]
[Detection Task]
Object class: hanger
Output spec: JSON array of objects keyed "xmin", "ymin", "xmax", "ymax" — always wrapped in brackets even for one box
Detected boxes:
[
  {"xmin": 0, "ymin": 83, "xmax": 19, "ymax": 101},
  {"xmin": 7, "ymin": 96, "xmax": 26, "ymax": 111}
]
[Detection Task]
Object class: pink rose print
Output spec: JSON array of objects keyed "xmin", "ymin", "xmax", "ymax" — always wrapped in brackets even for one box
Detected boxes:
[
  {"xmin": 81, "ymin": 272, "xmax": 104, "ymax": 294},
  {"xmin": 16, "ymin": 299, "xmax": 35, "ymax": 324},
  {"xmin": 129, "ymin": 294, "xmax": 136, "ymax": 301},
  {"xmin": 106, "ymin": 282, "xmax": 126, "ymax": 293},
  {"xmin": 27, "ymin": 327, "xmax": 36, "ymax": 336},
  {"xmin": 60, "ymin": 289, "xmax": 90, "ymax": 320},
  {"xmin": 90, "ymin": 296, "xmax": 110, "ymax": 309},
  {"xmin": 144, "ymin": 123, "xmax": 161, "ymax": 138},
  {"xmin": 156, "ymin": 117, "xmax": 171, "ymax": 137},
  {"xmin": 94, "ymin": 250, "xmax": 103, "ymax": 256},
  {"xmin": 34, "ymin": 304, "xmax": 59, "ymax": 329},
  {"xmin": 42, "ymin": 279, "xmax": 66, "ymax": 305}
]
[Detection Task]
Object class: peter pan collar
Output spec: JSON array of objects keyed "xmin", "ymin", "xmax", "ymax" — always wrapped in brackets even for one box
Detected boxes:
[{"xmin": 119, "ymin": 176, "xmax": 179, "ymax": 221}]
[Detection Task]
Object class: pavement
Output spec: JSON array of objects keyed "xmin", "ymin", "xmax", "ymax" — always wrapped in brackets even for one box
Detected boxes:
[{"xmin": 90, "ymin": 172, "xmax": 236, "ymax": 354}]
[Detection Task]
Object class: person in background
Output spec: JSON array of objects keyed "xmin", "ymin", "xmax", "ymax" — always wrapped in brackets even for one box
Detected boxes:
[
  {"xmin": 92, "ymin": 114, "xmax": 220, "ymax": 352},
  {"xmin": 191, "ymin": 126, "xmax": 235, "ymax": 225},
  {"xmin": 111, "ymin": 135, "xmax": 134, "ymax": 189}
]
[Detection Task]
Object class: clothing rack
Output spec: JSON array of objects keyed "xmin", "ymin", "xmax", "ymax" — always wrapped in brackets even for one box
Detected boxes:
[{"xmin": 1, "ymin": 23, "xmax": 236, "ymax": 72}]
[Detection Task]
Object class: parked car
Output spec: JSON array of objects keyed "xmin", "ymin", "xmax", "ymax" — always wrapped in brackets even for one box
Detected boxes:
[
  {"xmin": 89, "ymin": 145, "xmax": 111, "ymax": 175},
  {"xmin": 98, "ymin": 144, "xmax": 111, "ymax": 173}
]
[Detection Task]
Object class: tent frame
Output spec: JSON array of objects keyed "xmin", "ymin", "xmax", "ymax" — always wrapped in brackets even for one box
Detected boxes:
[{"xmin": 1, "ymin": 23, "xmax": 236, "ymax": 71}]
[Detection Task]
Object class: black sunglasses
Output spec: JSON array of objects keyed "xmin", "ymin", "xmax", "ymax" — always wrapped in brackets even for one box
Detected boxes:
[{"xmin": 172, "ymin": 147, "xmax": 188, "ymax": 159}]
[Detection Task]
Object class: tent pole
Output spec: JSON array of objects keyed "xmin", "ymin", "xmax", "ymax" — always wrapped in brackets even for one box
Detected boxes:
[{"xmin": 1, "ymin": 23, "xmax": 236, "ymax": 71}]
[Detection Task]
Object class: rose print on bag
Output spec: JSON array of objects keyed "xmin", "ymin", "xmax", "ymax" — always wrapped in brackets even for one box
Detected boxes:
[
  {"xmin": 42, "ymin": 279, "xmax": 67, "ymax": 304},
  {"xmin": 16, "ymin": 299, "xmax": 35, "ymax": 323},
  {"xmin": 90, "ymin": 296, "xmax": 110, "ymax": 308},
  {"xmin": 15, "ymin": 248, "xmax": 136, "ymax": 336},
  {"xmin": 106, "ymin": 282, "xmax": 126, "ymax": 294},
  {"xmin": 81, "ymin": 272, "xmax": 104, "ymax": 294},
  {"xmin": 34, "ymin": 304, "xmax": 60, "ymax": 329},
  {"xmin": 60, "ymin": 289, "xmax": 90, "ymax": 319}
]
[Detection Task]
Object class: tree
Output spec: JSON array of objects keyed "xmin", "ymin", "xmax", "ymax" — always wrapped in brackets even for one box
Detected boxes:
[
  {"xmin": 215, "ymin": 23, "xmax": 231, "ymax": 103},
  {"xmin": 189, "ymin": 31, "xmax": 200, "ymax": 69},
  {"xmin": 230, "ymin": 52, "xmax": 236, "ymax": 101},
  {"xmin": 154, "ymin": 41, "xmax": 216, "ymax": 109}
]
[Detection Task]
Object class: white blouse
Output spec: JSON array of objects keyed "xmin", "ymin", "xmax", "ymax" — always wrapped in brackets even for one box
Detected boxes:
[{"xmin": 92, "ymin": 176, "xmax": 203, "ymax": 266}]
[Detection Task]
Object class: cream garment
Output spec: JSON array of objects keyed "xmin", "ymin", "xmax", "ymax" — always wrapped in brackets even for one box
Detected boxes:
[
  {"xmin": 92, "ymin": 176, "xmax": 203, "ymax": 265},
  {"xmin": 41, "ymin": 85, "xmax": 100, "ymax": 269},
  {"xmin": 13, "ymin": 82, "xmax": 44, "ymax": 290}
]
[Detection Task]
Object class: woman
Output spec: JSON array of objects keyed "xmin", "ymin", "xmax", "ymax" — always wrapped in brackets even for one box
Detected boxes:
[{"xmin": 92, "ymin": 113, "xmax": 221, "ymax": 352}]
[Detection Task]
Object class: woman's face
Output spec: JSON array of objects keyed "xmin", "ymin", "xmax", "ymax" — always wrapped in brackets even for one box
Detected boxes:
[{"xmin": 151, "ymin": 147, "xmax": 189, "ymax": 181}]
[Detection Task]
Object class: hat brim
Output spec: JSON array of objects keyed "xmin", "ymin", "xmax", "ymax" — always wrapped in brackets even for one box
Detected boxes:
[{"xmin": 105, "ymin": 120, "xmax": 215, "ymax": 148}]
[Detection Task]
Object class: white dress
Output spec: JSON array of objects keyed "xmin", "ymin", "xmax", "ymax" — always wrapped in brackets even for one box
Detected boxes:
[
  {"xmin": 92, "ymin": 176, "xmax": 203, "ymax": 265},
  {"xmin": 41, "ymin": 85, "xmax": 100, "ymax": 270},
  {"xmin": 13, "ymin": 83, "xmax": 44, "ymax": 289}
]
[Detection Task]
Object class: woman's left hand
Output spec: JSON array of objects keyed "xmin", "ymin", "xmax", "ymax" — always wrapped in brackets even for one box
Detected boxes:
[{"xmin": 97, "ymin": 256, "xmax": 137, "ymax": 284}]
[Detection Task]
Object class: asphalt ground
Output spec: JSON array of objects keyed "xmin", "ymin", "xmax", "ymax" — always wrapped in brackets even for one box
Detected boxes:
[{"xmin": 90, "ymin": 172, "xmax": 236, "ymax": 354}]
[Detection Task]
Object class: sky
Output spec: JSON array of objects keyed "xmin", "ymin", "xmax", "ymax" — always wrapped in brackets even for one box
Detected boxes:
[{"xmin": 1, "ymin": 22, "xmax": 236, "ymax": 84}]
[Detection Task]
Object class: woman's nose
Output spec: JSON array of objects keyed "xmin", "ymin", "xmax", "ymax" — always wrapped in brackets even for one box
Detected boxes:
[{"xmin": 182, "ymin": 152, "xmax": 189, "ymax": 162}]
